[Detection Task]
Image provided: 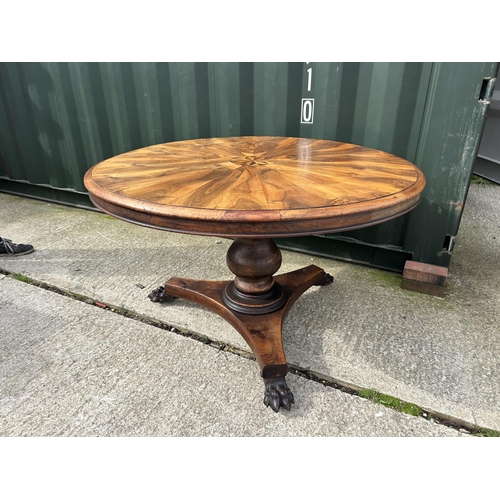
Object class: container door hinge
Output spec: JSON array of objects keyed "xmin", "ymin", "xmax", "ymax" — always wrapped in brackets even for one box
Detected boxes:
[
  {"xmin": 479, "ymin": 77, "xmax": 497, "ymax": 103},
  {"xmin": 442, "ymin": 234, "xmax": 456, "ymax": 253}
]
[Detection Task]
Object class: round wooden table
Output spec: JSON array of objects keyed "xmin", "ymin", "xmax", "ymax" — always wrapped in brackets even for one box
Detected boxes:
[{"xmin": 84, "ymin": 136, "xmax": 426, "ymax": 412}]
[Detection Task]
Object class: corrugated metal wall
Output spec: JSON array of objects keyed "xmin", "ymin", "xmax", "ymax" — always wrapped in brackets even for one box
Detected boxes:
[
  {"xmin": 0, "ymin": 62, "xmax": 432, "ymax": 190},
  {"xmin": 0, "ymin": 62, "xmax": 216, "ymax": 194},
  {"xmin": 213, "ymin": 62, "xmax": 431, "ymax": 154},
  {"xmin": 1, "ymin": 62, "xmax": 498, "ymax": 270}
]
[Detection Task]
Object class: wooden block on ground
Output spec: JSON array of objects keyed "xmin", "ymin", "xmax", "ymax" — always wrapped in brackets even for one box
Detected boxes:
[
  {"xmin": 401, "ymin": 261, "xmax": 448, "ymax": 297},
  {"xmin": 401, "ymin": 279, "xmax": 447, "ymax": 297}
]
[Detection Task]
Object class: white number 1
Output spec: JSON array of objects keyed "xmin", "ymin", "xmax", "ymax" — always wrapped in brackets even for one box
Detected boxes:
[{"xmin": 307, "ymin": 68, "xmax": 312, "ymax": 92}]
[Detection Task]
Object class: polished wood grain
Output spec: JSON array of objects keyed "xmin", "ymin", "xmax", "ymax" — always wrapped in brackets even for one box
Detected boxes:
[
  {"xmin": 84, "ymin": 136, "xmax": 426, "ymax": 237},
  {"xmin": 84, "ymin": 136, "xmax": 426, "ymax": 413}
]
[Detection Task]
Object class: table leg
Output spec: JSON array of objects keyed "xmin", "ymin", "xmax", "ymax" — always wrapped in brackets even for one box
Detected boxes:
[{"xmin": 149, "ymin": 238, "xmax": 333, "ymax": 412}]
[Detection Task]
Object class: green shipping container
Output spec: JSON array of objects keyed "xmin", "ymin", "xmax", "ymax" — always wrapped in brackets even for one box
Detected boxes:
[{"xmin": 1, "ymin": 62, "xmax": 498, "ymax": 271}]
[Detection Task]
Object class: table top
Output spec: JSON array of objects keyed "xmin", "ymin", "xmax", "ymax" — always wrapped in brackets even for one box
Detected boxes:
[{"xmin": 84, "ymin": 136, "xmax": 426, "ymax": 238}]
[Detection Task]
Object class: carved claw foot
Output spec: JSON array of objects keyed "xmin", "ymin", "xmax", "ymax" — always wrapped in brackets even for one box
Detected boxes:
[
  {"xmin": 317, "ymin": 272, "xmax": 334, "ymax": 286},
  {"xmin": 148, "ymin": 286, "xmax": 176, "ymax": 303},
  {"xmin": 263, "ymin": 377, "xmax": 295, "ymax": 412}
]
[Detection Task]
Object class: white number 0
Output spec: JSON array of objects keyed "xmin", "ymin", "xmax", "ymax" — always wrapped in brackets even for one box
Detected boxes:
[{"xmin": 301, "ymin": 98, "xmax": 314, "ymax": 124}]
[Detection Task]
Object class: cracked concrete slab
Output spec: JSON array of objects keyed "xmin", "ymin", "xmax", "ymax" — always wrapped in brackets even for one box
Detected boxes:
[
  {"xmin": 0, "ymin": 277, "xmax": 461, "ymax": 437},
  {"xmin": 0, "ymin": 183, "xmax": 499, "ymax": 432}
]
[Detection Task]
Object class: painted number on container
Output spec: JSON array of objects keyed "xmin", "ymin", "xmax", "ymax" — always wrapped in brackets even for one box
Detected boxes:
[
  {"xmin": 301, "ymin": 63, "xmax": 314, "ymax": 124},
  {"xmin": 307, "ymin": 68, "xmax": 313, "ymax": 92},
  {"xmin": 301, "ymin": 98, "xmax": 314, "ymax": 124}
]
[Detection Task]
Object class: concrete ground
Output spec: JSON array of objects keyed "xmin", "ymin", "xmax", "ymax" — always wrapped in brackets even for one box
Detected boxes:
[{"xmin": 0, "ymin": 182, "xmax": 499, "ymax": 436}]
